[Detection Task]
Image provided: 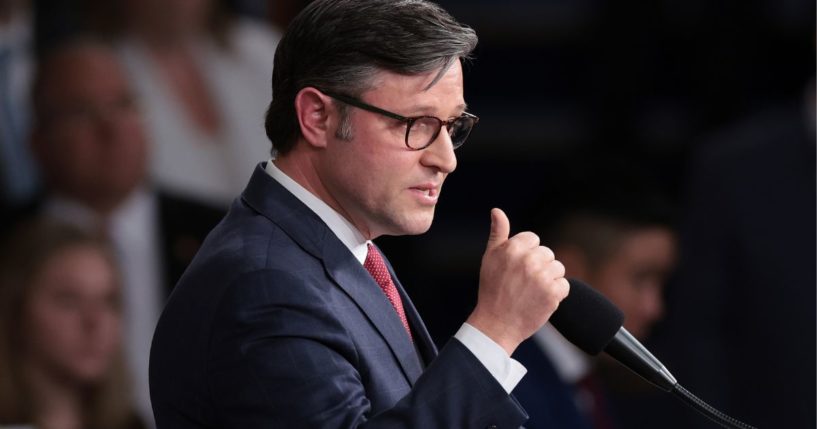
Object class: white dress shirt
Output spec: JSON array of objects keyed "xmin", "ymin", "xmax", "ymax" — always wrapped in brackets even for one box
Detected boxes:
[
  {"xmin": 532, "ymin": 323, "xmax": 595, "ymax": 416},
  {"xmin": 265, "ymin": 160, "xmax": 527, "ymax": 393},
  {"xmin": 117, "ymin": 20, "xmax": 281, "ymax": 207},
  {"xmin": 532, "ymin": 323, "xmax": 591, "ymax": 385}
]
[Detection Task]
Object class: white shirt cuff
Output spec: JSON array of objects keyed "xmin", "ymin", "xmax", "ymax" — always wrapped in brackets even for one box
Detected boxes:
[{"xmin": 454, "ymin": 323, "xmax": 527, "ymax": 393}]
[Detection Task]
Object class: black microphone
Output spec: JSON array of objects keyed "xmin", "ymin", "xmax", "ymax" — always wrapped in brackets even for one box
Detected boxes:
[{"xmin": 548, "ymin": 278, "xmax": 756, "ymax": 429}]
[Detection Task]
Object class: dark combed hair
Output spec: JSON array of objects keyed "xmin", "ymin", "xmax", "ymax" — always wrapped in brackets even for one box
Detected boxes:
[
  {"xmin": 532, "ymin": 158, "xmax": 677, "ymax": 269},
  {"xmin": 264, "ymin": 0, "xmax": 478, "ymax": 155},
  {"xmin": 542, "ymin": 193, "xmax": 677, "ymax": 270}
]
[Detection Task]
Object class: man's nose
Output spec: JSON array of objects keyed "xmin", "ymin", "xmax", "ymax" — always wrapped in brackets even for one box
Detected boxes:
[{"xmin": 420, "ymin": 129, "xmax": 457, "ymax": 173}]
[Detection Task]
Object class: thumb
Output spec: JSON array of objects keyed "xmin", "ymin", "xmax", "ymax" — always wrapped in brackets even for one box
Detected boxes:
[{"xmin": 486, "ymin": 208, "xmax": 510, "ymax": 250}]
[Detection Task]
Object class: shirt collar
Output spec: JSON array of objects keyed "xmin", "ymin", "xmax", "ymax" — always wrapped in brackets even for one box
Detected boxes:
[
  {"xmin": 532, "ymin": 323, "xmax": 592, "ymax": 384},
  {"xmin": 264, "ymin": 160, "xmax": 369, "ymax": 264},
  {"xmin": 43, "ymin": 188, "xmax": 156, "ymax": 240}
]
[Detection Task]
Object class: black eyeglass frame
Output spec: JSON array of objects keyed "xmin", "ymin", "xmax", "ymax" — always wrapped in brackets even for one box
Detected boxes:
[{"xmin": 323, "ymin": 91, "xmax": 479, "ymax": 151}]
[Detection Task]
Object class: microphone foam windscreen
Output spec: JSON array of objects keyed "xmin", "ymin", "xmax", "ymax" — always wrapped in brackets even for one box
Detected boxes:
[{"xmin": 549, "ymin": 278, "xmax": 625, "ymax": 355}]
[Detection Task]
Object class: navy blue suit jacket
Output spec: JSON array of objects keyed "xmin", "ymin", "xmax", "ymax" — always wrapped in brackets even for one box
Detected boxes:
[
  {"xmin": 149, "ymin": 163, "xmax": 527, "ymax": 428},
  {"xmin": 513, "ymin": 340, "xmax": 593, "ymax": 429}
]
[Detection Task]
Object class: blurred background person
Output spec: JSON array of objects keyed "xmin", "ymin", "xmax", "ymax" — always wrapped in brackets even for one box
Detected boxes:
[
  {"xmin": 507, "ymin": 167, "xmax": 678, "ymax": 429},
  {"xmin": 27, "ymin": 39, "xmax": 225, "ymax": 427},
  {"xmin": 0, "ymin": 218, "xmax": 143, "ymax": 429},
  {"xmin": 94, "ymin": 0, "xmax": 281, "ymax": 206}
]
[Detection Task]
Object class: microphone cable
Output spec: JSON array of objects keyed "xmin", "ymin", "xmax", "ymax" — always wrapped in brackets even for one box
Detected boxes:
[
  {"xmin": 672, "ymin": 384, "xmax": 757, "ymax": 429},
  {"xmin": 552, "ymin": 279, "xmax": 759, "ymax": 429}
]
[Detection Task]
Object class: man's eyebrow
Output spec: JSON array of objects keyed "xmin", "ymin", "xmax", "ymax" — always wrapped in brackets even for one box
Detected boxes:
[{"xmin": 405, "ymin": 102, "xmax": 468, "ymax": 116}]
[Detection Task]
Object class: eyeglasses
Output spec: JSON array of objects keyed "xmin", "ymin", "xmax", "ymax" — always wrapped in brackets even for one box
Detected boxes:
[{"xmin": 323, "ymin": 91, "xmax": 479, "ymax": 151}]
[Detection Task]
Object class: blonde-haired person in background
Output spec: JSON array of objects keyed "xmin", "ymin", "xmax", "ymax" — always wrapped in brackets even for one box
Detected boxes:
[{"xmin": 0, "ymin": 219, "xmax": 143, "ymax": 429}]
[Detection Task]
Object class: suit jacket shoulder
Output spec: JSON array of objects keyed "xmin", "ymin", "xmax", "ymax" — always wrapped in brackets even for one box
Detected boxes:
[{"xmin": 513, "ymin": 339, "xmax": 593, "ymax": 429}]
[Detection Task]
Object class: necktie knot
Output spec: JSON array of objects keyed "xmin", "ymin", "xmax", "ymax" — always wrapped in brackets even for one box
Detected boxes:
[{"xmin": 364, "ymin": 243, "xmax": 412, "ymax": 341}]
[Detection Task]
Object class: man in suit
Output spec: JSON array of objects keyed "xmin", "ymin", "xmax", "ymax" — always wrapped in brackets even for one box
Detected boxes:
[
  {"xmin": 149, "ymin": 0, "xmax": 570, "ymax": 427},
  {"xmin": 27, "ymin": 39, "xmax": 225, "ymax": 426},
  {"xmin": 513, "ymin": 174, "xmax": 677, "ymax": 429}
]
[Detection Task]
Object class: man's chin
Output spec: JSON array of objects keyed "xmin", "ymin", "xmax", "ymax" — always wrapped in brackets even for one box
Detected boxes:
[
  {"xmin": 405, "ymin": 222, "xmax": 433, "ymax": 236},
  {"xmin": 380, "ymin": 212, "xmax": 435, "ymax": 237}
]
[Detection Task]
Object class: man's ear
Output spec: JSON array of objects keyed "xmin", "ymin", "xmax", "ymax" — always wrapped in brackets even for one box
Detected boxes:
[{"xmin": 294, "ymin": 87, "xmax": 335, "ymax": 148}]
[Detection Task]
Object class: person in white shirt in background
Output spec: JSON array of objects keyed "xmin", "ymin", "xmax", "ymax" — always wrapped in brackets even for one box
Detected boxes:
[
  {"xmin": 91, "ymin": 0, "xmax": 282, "ymax": 207},
  {"xmin": 513, "ymin": 172, "xmax": 677, "ymax": 429}
]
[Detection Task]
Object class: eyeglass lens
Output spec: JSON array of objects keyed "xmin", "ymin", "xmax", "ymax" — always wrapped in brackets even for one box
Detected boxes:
[{"xmin": 407, "ymin": 115, "xmax": 475, "ymax": 150}]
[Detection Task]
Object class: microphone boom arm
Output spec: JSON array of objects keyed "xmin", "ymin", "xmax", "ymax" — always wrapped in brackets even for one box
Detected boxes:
[
  {"xmin": 555, "ymin": 279, "xmax": 757, "ymax": 429},
  {"xmin": 605, "ymin": 328, "xmax": 677, "ymax": 392}
]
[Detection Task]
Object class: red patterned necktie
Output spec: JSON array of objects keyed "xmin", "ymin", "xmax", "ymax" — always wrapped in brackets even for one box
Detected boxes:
[
  {"xmin": 575, "ymin": 373, "xmax": 616, "ymax": 429},
  {"xmin": 364, "ymin": 243, "xmax": 412, "ymax": 341}
]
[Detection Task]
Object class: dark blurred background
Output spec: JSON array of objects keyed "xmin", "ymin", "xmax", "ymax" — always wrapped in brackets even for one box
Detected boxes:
[
  {"xmin": 383, "ymin": 0, "xmax": 816, "ymax": 349},
  {"xmin": 374, "ymin": 0, "xmax": 814, "ymax": 347}
]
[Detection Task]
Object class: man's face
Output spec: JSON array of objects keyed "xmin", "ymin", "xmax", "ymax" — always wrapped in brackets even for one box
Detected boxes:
[
  {"xmin": 35, "ymin": 47, "xmax": 147, "ymax": 210},
  {"xmin": 591, "ymin": 228, "xmax": 676, "ymax": 339},
  {"xmin": 317, "ymin": 62, "xmax": 464, "ymax": 238}
]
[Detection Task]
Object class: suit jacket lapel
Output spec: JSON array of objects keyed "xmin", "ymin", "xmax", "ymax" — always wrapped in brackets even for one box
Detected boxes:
[
  {"xmin": 241, "ymin": 163, "xmax": 424, "ymax": 385},
  {"xmin": 321, "ymin": 240, "xmax": 424, "ymax": 384},
  {"xmin": 382, "ymin": 253, "xmax": 438, "ymax": 365}
]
